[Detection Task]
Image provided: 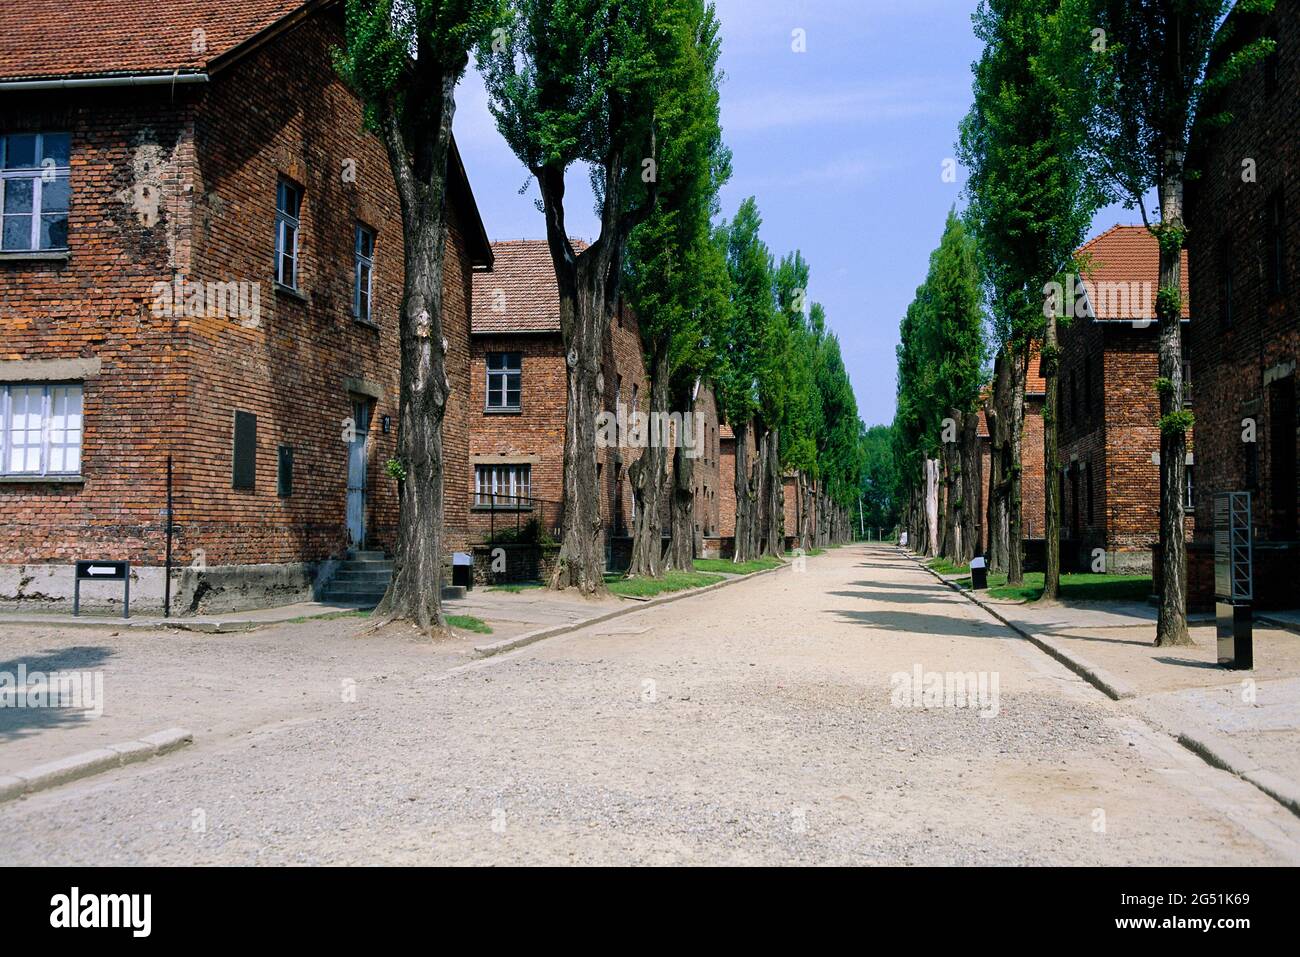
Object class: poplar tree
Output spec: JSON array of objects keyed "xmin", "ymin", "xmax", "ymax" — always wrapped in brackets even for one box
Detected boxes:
[{"xmin": 336, "ymin": 0, "xmax": 504, "ymax": 633}]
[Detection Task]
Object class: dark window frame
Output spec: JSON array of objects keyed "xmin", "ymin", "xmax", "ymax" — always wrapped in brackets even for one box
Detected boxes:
[{"xmin": 485, "ymin": 352, "xmax": 522, "ymax": 411}]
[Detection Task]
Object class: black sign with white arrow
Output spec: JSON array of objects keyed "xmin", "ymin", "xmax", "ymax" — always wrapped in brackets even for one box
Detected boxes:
[{"xmin": 75, "ymin": 560, "xmax": 129, "ymax": 581}]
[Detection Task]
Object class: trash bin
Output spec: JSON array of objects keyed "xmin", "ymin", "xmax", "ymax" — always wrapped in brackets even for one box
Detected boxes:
[
  {"xmin": 970, "ymin": 556, "xmax": 988, "ymax": 590},
  {"xmin": 1216, "ymin": 601, "xmax": 1253, "ymax": 670},
  {"xmin": 452, "ymin": 551, "xmax": 473, "ymax": 590}
]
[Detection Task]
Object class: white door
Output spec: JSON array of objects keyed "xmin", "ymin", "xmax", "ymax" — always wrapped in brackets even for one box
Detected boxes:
[{"xmin": 346, "ymin": 400, "xmax": 371, "ymax": 548}]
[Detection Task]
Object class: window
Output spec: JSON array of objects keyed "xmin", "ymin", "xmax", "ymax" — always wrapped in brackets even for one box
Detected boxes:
[
  {"xmin": 1, "ymin": 133, "xmax": 70, "ymax": 252},
  {"xmin": 474, "ymin": 463, "xmax": 531, "ymax": 507},
  {"xmin": 275, "ymin": 179, "xmax": 302, "ymax": 288},
  {"xmin": 1184, "ymin": 464, "xmax": 1195, "ymax": 510},
  {"xmin": 232, "ymin": 411, "xmax": 257, "ymax": 490},
  {"xmin": 1244, "ymin": 440, "xmax": 1259, "ymax": 491},
  {"xmin": 1218, "ymin": 234, "xmax": 1235, "ymax": 327},
  {"xmin": 1, "ymin": 383, "xmax": 82, "ymax": 476},
  {"xmin": 277, "ymin": 445, "xmax": 294, "ymax": 498},
  {"xmin": 1182, "ymin": 360, "xmax": 1193, "ymax": 408},
  {"xmin": 1265, "ymin": 189, "xmax": 1287, "ymax": 299},
  {"xmin": 353, "ymin": 225, "xmax": 375, "ymax": 322},
  {"xmin": 485, "ymin": 352, "xmax": 521, "ymax": 410}
]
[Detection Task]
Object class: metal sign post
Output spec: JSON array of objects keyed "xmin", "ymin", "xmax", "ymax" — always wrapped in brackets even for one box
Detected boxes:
[
  {"xmin": 1213, "ymin": 492, "xmax": 1253, "ymax": 670},
  {"xmin": 73, "ymin": 560, "xmax": 131, "ymax": 619}
]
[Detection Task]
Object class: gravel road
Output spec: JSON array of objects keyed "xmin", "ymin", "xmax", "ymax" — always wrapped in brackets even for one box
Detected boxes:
[{"xmin": 3, "ymin": 544, "xmax": 1298, "ymax": 865}]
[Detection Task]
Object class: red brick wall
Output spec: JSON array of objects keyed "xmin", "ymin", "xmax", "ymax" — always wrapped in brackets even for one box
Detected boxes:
[
  {"xmin": 718, "ymin": 425, "xmax": 755, "ymax": 539},
  {"xmin": 0, "ymin": 90, "xmax": 198, "ymax": 565},
  {"xmin": 1021, "ymin": 396, "xmax": 1046, "ymax": 540},
  {"xmin": 1186, "ymin": 2, "xmax": 1299, "ymax": 606},
  {"xmin": 468, "ymin": 332, "xmax": 566, "ymax": 541},
  {"xmin": 465, "ymin": 297, "xmax": 648, "ymax": 549},
  {"xmin": 691, "ymin": 382, "xmax": 721, "ymax": 539},
  {"xmin": 0, "ymin": 7, "xmax": 476, "ymax": 567}
]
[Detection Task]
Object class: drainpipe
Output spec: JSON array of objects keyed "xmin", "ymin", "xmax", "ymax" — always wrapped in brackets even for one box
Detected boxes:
[{"xmin": 0, "ymin": 71, "xmax": 209, "ymax": 92}]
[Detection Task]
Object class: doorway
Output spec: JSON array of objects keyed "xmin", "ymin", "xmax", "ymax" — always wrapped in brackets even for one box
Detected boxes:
[
  {"xmin": 347, "ymin": 398, "xmax": 372, "ymax": 549},
  {"xmin": 1269, "ymin": 376, "xmax": 1297, "ymax": 539}
]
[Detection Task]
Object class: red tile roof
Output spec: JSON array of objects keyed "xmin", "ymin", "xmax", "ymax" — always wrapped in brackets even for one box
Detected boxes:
[
  {"xmin": 0, "ymin": 0, "xmax": 311, "ymax": 82},
  {"xmin": 472, "ymin": 239, "xmax": 587, "ymax": 335},
  {"xmin": 1026, "ymin": 344, "xmax": 1046, "ymax": 395},
  {"xmin": 1074, "ymin": 224, "xmax": 1191, "ymax": 321}
]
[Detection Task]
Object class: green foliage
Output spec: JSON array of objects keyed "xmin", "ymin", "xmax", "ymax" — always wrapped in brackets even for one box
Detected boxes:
[
  {"xmin": 1068, "ymin": 0, "xmax": 1276, "ymax": 212},
  {"xmin": 385, "ymin": 457, "xmax": 407, "ymax": 482},
  {"xmin": 891, "ymin": 210, "xmax": 987, "ymax": 497},
  {"xmin": 1156, "ymin": 284, "xmax": 1183, "ymax": 321},
  {"xmin": 337, "ymin": 0, "xmax": 504, "ymax": 145},
  {"xmin": 1154, "ymin": 376, "xmax": 1174, "ymax": 398},
  {"xmin": 1159, "ymin": 410, "xmax": 1195, "ymax": 437},
  {"xmin": 446, "ymin": 614, "xmax": 493, "ymax": 634},
  {"xmin": 959, "ymin": 0, "xmax": 1106, "ymax": 352},
  {"xmin": 623, "ymin": 0, "xmax": 731, "ymax": 393}
]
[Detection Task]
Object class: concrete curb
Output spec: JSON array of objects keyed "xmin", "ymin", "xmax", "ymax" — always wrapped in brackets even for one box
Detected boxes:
[
  {"xmin": 0, "ymin": 607, "xmax": 373, "ymax": 634},
  {"xmin": 1177, "ymin": 727, "xmax": 1300, "ymax": 819},
  {"xmin": 1259, "ymin": 614, "xmax": 1300, "ymax": 637},
  {"xmin": 897, "ymin": 549, "xmax": 1300, "ymax": 820},
  {"xmin": 0, "ymin": 727, "xmax": 192, "ymax": 804},
  {"xmin": 472, "ymin": 562, "xmax": 788, "ymax": 658},
  {"xmin": 905, "ymin": 552, "xmax": 1137, "ymax": 701}
]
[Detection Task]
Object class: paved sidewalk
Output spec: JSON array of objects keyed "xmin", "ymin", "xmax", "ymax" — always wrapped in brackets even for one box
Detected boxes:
[{"xmin": 916, "ymin": 553, "xmax": 1300, "ymax": 816}]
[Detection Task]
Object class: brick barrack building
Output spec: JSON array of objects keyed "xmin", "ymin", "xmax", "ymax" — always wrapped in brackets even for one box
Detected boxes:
[
  {"xmin": 1056, "ymin": 225, "xmax": 1194, "ymax": 574},
  {"xmin": 469, "ymin": 239, "xmax": 723, "ymax": 576},
  {"xmin": 0, "ymin": 0, "xmax": 492, "ymax": 613},
  {"xmin": 1185, "ymin": 1, "xmax": 1298, "ymax": 609}
]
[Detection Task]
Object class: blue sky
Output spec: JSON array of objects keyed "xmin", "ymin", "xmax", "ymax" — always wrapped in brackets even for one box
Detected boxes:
[{"xmin": 453, "ymin": 0, "xmax": 1136, "ymax": 429}]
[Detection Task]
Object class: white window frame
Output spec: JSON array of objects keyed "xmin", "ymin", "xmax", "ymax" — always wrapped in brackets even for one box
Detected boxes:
[
  {"xmin": 1, "ymin": 132, "xmax": 71, "ymax": 252},
  {"xmin": 353, "ymin": 224, "xmax": 375, "ymax": 322},
  {"xmin": 474, "ymin": 463, "xmax": 531, "ymax": 508},
  {"xmin": 485, "ymin": 352, "xmax": 522, "ymax": 411},
  {"xmin": 0, "ymin": 382, "xmax": 83, "ymax": 477},
  {"xmin": 275, "ymin": 179, "xmax": 302, "ymax": 288}
]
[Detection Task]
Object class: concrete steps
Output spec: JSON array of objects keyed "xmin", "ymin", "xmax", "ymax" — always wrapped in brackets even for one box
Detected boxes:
[
  {"xmin": 321, "ymin": 553, "xmax": 393, "ymax": 606},
  {"xmin": 320, "ymin": 553, "xmax": 467, "ymax": 606}
]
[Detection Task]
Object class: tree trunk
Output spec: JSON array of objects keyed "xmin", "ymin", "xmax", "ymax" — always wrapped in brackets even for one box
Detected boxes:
[
  {"xmin": 1042, "ymin": 311, "xmax": 1061, "ymax": 601},
  {"xmin": 960, "ymin": 409, "xmax": 980, "ymax": 563},
  {"xmin": 733, "ymin": 420, "xmax": 758, "ymax": 562},
  {"xmin": 667, "ymin": 381, "xmax": 698, "ymax": 570},
  {"xmin": 628, "ymin": 351, "xmax": 671, "ymax": 578},
  {"xmin": 1155, "ymin": 154, "xmax": 1191, "ymax": 646},
  {"xmin": 761, "ymin": 429, "xmax": 784, "ymax": 557},
  {"xmin": 1007, "ymin": 345, "xmax": 1028, "ymax": 585},
  {"xmin": 986, "ymin": 350, "xmax": 1011, "ymax": 573},
  {"xmin": 372, "ymin": 75, "xmax": 458, "ymax": 634}
]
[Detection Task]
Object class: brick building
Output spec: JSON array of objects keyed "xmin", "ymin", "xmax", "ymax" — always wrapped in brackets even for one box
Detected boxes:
[
  {"xmin": 468, "ymin": 240, "xmax": 657, "ymax": 571},
  {"xmin": 1185, "ymin": 2, "xmax": 1299, "ymax": 609},
  {"xmin": 1057, "ymin": 225, "xmax": 1194, "ymax": 574},
  {"xmin": 1022, "ymin": 348, "xmax": 1047, "ymax": 543},
  {"xmin": 0, "ymin": 0, "xmax": 492, "ymax": 613}
]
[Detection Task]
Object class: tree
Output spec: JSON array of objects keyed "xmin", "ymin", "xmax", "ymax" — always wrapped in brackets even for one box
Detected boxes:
[
  {"xmin": 775, "ymin": 255, "xmax": 821, "ymax": 552},
  {"xmin": 336, "ymin": 0, "xmax": 503, "ymax": 634},
  {"xmin": 480, "ymin": 0, "xmax": 696, "ymax": 594},
  {"xmin": 1068, "ymin": 0, "xmax": 1277, "ymax": 642},
  {"xmin": 958, "ymin": 0, "xmax": 1102, "ymax": 589},
  {"xmin": 714, "ymin": 197, "xmax": 777, "ymax": 563},
  {"xmin": 859, "ymin": 424, "xmax": 899, "ymax": 533},
  {"xmin": 623, "ymin": 0, "xmax": 730, "ymax": 577}
]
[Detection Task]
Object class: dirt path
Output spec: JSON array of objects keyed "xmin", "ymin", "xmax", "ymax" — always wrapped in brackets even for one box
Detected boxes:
[{"xmin": 3, "ymin": 544, "xmax": 1298, "ymax": 865}]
